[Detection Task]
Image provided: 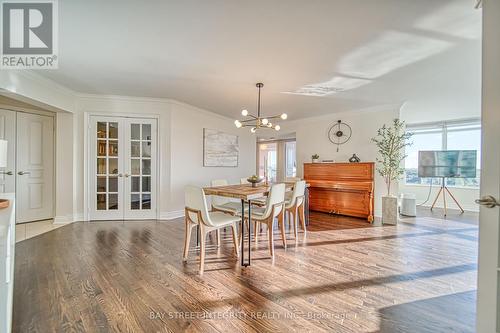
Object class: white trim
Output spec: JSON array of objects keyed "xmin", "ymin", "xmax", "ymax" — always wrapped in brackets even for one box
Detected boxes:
[
  {"xmin": 53, "ymin": 215, "xmax": 75, "ymax": 224},
  {"xmin": 159, "ymin": 210, "xmax": 185, "ymax": 221}
]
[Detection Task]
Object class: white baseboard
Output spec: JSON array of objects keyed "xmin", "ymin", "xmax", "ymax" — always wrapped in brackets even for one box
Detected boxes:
[
  {"xmin": 53, "ymin": 213, "xmax": 85, "ymax": 224},
  {"xmin": 159, "ymin": 210, "xmax": 185, "ymax": 221}
]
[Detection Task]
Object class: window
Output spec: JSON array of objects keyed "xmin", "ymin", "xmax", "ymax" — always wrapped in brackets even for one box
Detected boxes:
[{"xmin": 404, "ymin": 119, "xmax": 481, "ymax": 188}]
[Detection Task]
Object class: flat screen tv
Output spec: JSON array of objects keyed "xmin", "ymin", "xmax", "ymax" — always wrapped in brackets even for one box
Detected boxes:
[{"xmin": 418, "ymin": 150, "xmax": 477, "ymax": 178}]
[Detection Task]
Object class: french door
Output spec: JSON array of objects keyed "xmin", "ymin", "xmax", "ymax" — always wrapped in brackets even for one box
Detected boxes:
[{"xmin": 89, "ymin": 116, "xmax": 157, "ymax": 220}]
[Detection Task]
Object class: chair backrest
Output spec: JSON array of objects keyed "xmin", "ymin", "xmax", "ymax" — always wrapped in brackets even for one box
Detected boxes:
[
  {"xmin": 262, "ymin": 183, "xmax": 286, "ymax": 219},
  {"xmin": 240, "ymin": 177, "xmax": 250, "ymax": 184},
  {"xmin": 290, "ymin": 180, "xmax": 306, "ymax": 206},
  {"xmin": 210, "ymin": 179, "xmax": 229, "ymax": 206},
  {"xmin": 184, "ymin": 185, "xmax": 214, "ymax": 226}
]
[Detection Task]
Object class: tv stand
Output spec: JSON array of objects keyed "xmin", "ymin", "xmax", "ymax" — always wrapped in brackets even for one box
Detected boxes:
[{"xmin": 430, "ymin": 177, "xmax": 465, "ymax": 216}]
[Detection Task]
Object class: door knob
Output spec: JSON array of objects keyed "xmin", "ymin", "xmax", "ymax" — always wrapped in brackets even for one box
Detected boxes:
[
  {"xmin": 124, "ymin": 173, "xmax": 130, "ymax": 178},
  {"xmin": 118, "ymin": 173, "xmax": 123, "ymax": 177},
  {"xmin": 0, "ymin": 171, "xmax": 13, "ymax": 175},
  {"xmin": 475, "ymin": 195, "xmax": 500, "ymax": 208},
  {"xmin": 17, "ymin": 171, "xmax": 31, "ymax": 175}
]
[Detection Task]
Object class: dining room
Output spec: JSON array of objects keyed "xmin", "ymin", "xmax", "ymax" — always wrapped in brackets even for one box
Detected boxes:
[{"xmin": 2, "ymin": 1, "xmax": 492, "ymax": 332}]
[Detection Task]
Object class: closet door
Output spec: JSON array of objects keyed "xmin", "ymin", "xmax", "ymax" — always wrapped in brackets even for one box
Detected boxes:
[
  {"xmin": 89, "ymin": 117, "xmax": 124, "ymax": 220},
  {"xmin": 124, "ymin": 118, "xmax": 157, "ymax": 219},
  {"xmin": 0, "ymin": 110, "xmax": 16, "ymax": 193},
  {"xmin": 16, "ymin": 112, "xmax": 54, "ymax": 223}
]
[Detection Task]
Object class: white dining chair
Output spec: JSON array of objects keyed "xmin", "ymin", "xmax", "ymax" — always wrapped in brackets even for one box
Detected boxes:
[
  {"xmin": 184, "ymin": 185, "xmax": 240, "ymax": 275},
  {"xmin": 210, "ymin": 179, "xmax": 248, "ymax": 215},
  {"xmin": 245, "ymin": 183, "xmax": 286, "ymax": 259},
  {"xmin": 285, "ymin": 180, "xmax": 307, "ymax": 238}
]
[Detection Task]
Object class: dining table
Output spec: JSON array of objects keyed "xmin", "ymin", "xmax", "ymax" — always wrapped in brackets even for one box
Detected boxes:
[{"xmin": 203, "ymin": 181, "xmax": 309, "ymax": 267}]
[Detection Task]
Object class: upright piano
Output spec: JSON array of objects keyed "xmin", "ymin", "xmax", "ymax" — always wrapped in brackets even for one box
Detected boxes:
[{"xmin": 304, "ymin": 162, "xmax": 374, "ymax": 222}]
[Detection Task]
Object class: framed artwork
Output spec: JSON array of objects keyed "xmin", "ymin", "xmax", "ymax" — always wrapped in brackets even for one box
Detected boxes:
[{"xmin": 203, "ymin": 128, "xmax": 239, "ymax": 167}]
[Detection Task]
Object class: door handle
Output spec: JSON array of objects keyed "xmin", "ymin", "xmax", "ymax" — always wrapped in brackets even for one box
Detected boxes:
[
  {"xmin": 118, "ymin": 173, "xmax": 123, "ymax": 177},
  {"xmin": 17, "ymin": 171, "xmax": 31, "ymax": 176},
  {"xmin": 124, "ymin": 173, "xmax": 130, "ymax": 178},
  {"xmin": 475, "ymin": 195, "xmax": 500, "ymax": 208},
  {"xmin": 0, "ymin": 171, "xmax": 13, "ymax": 176}
]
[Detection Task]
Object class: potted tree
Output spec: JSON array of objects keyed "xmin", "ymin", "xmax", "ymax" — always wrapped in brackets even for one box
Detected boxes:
[
  {"xmin": 372, "ymin": 119, "xmax": 412, "ymax": 225},
  {"xmin": 312, "ymin": 154, "xmax": 320, "ymax": 163}
]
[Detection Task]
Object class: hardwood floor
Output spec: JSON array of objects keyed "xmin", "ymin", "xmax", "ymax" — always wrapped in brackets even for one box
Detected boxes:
[{"xmin": 13, "ymin": 208, "xmax": 478, "ymax": 332}]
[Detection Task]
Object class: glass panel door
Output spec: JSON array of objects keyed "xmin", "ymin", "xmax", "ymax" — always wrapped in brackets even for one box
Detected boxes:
[
  {"xmin": 285, "ymin": 141, "xmax": 296, "ymax": 178},
  {"xmin": 90, "ymin": 117, "xmax": 124, "ymax": 220},
  {"xmin": 258, "ymin": 142, "xmax": 277, "ymax": 182},
  {"xmin": 124, "ymin": 118, "xmax": 157, "ymax": 218}
]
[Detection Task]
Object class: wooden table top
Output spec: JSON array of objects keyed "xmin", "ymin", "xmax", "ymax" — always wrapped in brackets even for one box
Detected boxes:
[{"xmin": 203, "ymin": 182, "xmax": 297, "ymax": 200}]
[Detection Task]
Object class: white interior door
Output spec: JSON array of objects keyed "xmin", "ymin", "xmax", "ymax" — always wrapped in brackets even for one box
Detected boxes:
[
  {"xmin": 0, "ymin": 109, "xmax": 16, "ymax": 193},
  {"xmin": 89, "ymin": 117, "xmax": 124, "ymax": 220},
  {"xmin": 124, "ymin": 118, "xmax": 157, "ymax": 219},
  {"xmin": 89, "ymin": 116, "xmax": 157, "ymax": 220},
  {"xmin": 16, "ymin": 112, "xmax": 54, "ymax": 223},
  {"xmin": 476, "ymin": 1, "xmax": 500, "ymax": 331}
]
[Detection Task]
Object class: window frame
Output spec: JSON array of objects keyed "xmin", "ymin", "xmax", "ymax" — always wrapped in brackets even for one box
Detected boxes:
[{"xmin": 404, "ymin": 118, "xmax": 481, "ymax": 189}]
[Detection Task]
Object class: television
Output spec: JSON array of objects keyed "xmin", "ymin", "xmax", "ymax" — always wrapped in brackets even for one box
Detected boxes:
[{"xmin": 418, "ymin": 150, "xmax": 477, "ymax": 178}]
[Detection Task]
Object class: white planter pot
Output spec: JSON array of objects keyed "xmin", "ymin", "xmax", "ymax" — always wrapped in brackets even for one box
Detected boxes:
[
  {"xmin": 382, "ymin": 196, "xmax": 398, "ymax": 225},
  {"xmin": 312, "ymin": 159, "xmax": 319, "ymax": 163}
]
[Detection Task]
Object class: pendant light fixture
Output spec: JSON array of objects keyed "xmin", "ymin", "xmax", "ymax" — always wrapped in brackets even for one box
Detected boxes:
[{"xmin": 234, "ymin": 83, "xmax": 287, "ymax": 133}]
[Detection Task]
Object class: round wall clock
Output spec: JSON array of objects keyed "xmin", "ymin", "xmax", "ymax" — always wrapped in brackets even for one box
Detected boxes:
[{"xmin": 328, "ymin": 120, "xmax": 352, "ymax": 152}]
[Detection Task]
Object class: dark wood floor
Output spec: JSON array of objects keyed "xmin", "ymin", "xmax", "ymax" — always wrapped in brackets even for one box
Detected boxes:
[{"xmin": 13, "ymin": 208, "xmax": 478, "ymax": 332}]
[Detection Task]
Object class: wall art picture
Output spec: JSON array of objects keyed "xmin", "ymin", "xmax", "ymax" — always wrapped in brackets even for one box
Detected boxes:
[{"xmin": 203, "ymin": 128, "xmax": 239, "ymax": 167}]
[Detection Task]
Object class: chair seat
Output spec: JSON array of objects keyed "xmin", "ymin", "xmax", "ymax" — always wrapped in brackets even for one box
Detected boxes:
[
  {"xmin": 213, "ymin": 202, "xmax": 248, "ymax": 214},
  {"xmin": 208, "ymin": 211, "xmax": 241, "ymax": 226}
]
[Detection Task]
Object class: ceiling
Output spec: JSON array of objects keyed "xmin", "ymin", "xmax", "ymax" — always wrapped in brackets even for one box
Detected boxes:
[{"xmin": 39, "ymin": 0, "xmax": 481, "ymax": 120}]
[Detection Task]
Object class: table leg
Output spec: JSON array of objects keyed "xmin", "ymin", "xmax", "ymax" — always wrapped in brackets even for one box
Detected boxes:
[
  {"xmin": 305, "ymin": 187, "xmax": 310, "ymax": 226},
  {"xmin": 240, "ymin": 199, "xmax": 245, "ymax": 267},
  {"xmin": 247, "ymin": 199, "xmax": 252, "ymax": 266}
]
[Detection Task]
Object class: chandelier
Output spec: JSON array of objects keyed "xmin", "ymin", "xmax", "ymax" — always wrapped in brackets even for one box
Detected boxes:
[{"xmin": 234, "ymin": 83, "xmax": 287, "ymax": 133}]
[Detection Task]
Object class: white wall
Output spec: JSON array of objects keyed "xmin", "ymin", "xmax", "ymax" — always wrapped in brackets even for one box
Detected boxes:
[{"xmin": 281, "ymin": 106, "xmax": 400, "ymax": 218}]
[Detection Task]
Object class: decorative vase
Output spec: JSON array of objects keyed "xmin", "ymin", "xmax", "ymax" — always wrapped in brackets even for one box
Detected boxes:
[
  {"xmin": 382, "ymin": 196, "xmax": 398, "ymax": 225},
  {"xmin": 349, "ymin": 154, "xmax": 360, "ymax": 163}
]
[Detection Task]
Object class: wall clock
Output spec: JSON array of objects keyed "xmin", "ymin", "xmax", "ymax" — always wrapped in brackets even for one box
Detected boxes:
[{"xmin": 328, "ymin": 120, "xmax": 352, "ymax": 152}]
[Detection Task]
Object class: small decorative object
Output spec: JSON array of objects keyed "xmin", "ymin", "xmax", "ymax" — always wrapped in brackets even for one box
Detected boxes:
[
  {"xmin": 247, "ymin": 175, "xmax": 264, "ymax": 187},
  {"xmin": 322, "ymin": 159, "xmax": 334, "ymax": 163},
  {"xmin": 312, "ymin": 154, "xmax": 320, "ymax": 163},
  {"xmin": 328, "ymin": 120, "xmax": 352, "ymax": 152},
  {"xmin": 372, "ymin": 119, "xmax": 413, "ymax": 225},
  {"xmin": 234, "ymin": 83, "xmax": 287, "ymax": 133},
  {"xmin": 203, "ymin": 128, "xmax": 239, "ymax": 167},
  {"xmin": 349, "ymin": 154, "xmax": 360, "ymax": 163}
]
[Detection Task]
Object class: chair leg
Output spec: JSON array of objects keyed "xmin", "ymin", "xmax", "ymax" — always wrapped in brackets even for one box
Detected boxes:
[
  {"xmin": 254, "ymin": 221, "xmax": 258, "ymax": 243},
  {"xmin": 293, "ymin": 207, "xmax": 298, "ymax": 239},
  {"xmin": 183, "ymin": 220, "xmax": 192, "ymax": 261},
  {"xmin": 268, "ymin": 221, "xmax": 275, "ymax": 258},
  {"xmin": 299, "ymin": 204, "xmax": 306, "ymax": 234},
  {"xmin": 199, "ymin": 226, "xmax": 206, "ymax": 275},
  {"xmin": 216, "ymin": 229, "xmax": 221, "ymax": 248},
  {"xmin": 279, "ymin": 212, "xmax": 287, "ymax": 249},
  {"xmin": 231, "ymin": 223, "xmax": 239, "ymax": 257}
]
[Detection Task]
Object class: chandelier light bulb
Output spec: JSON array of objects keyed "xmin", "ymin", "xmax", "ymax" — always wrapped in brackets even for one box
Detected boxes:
[
  {"xmin": 261, "ymin": 118, "xmax": 269, "ymax": 125},
  {"xmin": 241, "ymin": 109, "xmax": 249, "ymax": 116},
  {"xmin": 267, "ymin": 122, "xmax": 273, "ymax": 128},
  {"xmin": 281, "ymin": 113, "xmax": 288, "ymax": 120},
  {"xmin": 275, "ymin": 125, "xmax": 281, "ymax": 131},
  {"xmin": 250, "ymin": 127, "xmax": 256, "ymax": 133},
  {"xmin": 234, "ymin": 120, "xmax": 242, "ymax": 128}
]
